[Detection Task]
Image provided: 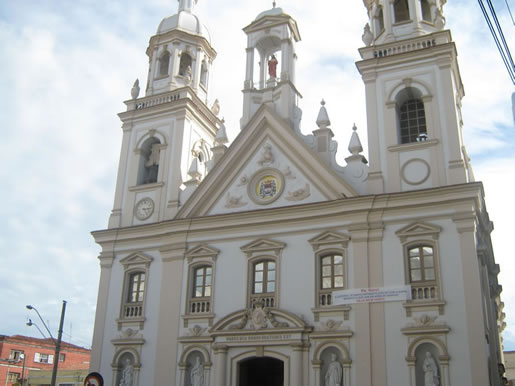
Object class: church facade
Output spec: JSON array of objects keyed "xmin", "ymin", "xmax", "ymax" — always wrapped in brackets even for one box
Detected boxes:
[{"xmin": 90, "ymin": 1, "xmax": 507, "ymax": 385}]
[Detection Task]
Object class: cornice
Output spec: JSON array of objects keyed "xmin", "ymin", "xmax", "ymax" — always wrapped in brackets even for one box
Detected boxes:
[{"xmin": 91, "ymin": 183, "xmax": 485, "ymax": 245}]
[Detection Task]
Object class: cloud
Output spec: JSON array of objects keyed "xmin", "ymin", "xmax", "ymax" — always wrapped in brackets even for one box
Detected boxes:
[{"xmin": 1, "ymin": 0, "xmax": 514, "ymax": 352}]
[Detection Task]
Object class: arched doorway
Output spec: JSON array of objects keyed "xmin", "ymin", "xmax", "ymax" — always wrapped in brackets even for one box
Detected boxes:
[{"xmin": 238, "ymin": 357, "xmax": 284, "ymax": 386}]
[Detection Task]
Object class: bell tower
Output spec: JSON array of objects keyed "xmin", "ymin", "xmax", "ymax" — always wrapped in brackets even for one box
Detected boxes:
[
  {"xmin": 357, "ymin": 0, "xmax": 473, "ymax": 194},
  {"xmin": 107, "ymin": 0, "xmax": 220, "ymax": 229},
  {"xmin": 240, "ymin": 5, "xmax": 302, "ymax": 131}
]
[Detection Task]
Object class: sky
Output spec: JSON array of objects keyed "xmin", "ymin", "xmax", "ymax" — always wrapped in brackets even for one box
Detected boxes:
[{"xmin": 0, "ymin": 0, "xmax": 514, "ymax": 352}]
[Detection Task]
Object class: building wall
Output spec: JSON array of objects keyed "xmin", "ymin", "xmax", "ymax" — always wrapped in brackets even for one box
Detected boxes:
[{"xmin": 0, "ymin": 335, "xmax": 90, "ymax": 386}]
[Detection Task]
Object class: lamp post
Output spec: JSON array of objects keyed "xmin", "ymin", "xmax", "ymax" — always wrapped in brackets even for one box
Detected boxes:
[{"xmin": 26, "ymin": 301, "xmax": 67, "ymax": 386}]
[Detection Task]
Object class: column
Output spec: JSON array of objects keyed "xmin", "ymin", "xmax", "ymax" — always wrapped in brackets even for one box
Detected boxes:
[
  {"xmin": 213, "ymin": 344, "xmax": 228, "ymax": 386},
  {"xmin": 350, "ymin": 227, "xmax": 372, "ymax": 386},
  {"xmin": 280, "ymin": 39, "xmax": 290, "ymax": 81},
  {"xmin": 290, "ymin": 343, "xmax": 303, "ymax": 386},
  {"xmin": 244, "ymin": 47, "xmax": 255, "ymax": 89},
  {"xmin": 89, "ymin": 253, "xmax": 114, "ymax": 372},
  {"xmin": 153, "ymin": 242, "xmax": 187, "ymax": 386},
  {"xmin": 454, "ymin": 216, "xmax": 490, "ymax": 386},
  {"xmin": 108, "ymin": 123, "xmax": 132, "ymax": 228}
]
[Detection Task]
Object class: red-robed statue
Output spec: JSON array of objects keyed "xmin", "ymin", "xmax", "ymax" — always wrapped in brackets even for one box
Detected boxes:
[{"xmin": 268, "ymin": 54, "xmax": 278, "ymax": 78}]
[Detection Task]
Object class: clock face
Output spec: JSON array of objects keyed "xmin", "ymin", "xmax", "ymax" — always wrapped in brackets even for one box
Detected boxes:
[{"xmin": 134, "ymin": 197, "xmax": 154, "ymax": 220}]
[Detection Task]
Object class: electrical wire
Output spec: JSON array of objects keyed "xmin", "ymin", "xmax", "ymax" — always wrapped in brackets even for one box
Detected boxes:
[
  {"xmin": 478, "ymin": 0, "xmax": 515, "ymax": 84},
  {"xmin": 486, "ymin": 0, "xmax": 515, "ymax": 73},
  {"xmin": 504, "ymin": 0, "xmax": 515, "ymax": 26}
]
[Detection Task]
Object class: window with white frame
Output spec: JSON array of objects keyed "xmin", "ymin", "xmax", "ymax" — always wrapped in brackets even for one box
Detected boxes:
[
  {"xmin": 34, "ymin": 352, "xmax": 54, "ymax": 364},
  {"xmin": 118, "ymin": 252, "xmax": 153, "ymax": 329},
  {"xmin": 184, "ymin": 245, "xmax": 219, "ymax": 327},
  {"xmin": 9, "ymin": 349, "xmax": 24, "ymax": 361},
  {"xmin": 190, "ymin": 265, "xmax": 213, "ymax": 313},
  {"xmin": 396, "ymin": 222, "xmax": 444, "ymax": 315},
  {"xmin": 124, "ymin": 271, "xmax": 145, "ymax": 318},
  {"xmin": 318, "ymin": 253, "xmax": 346, "ymax": 306},
  {"xmin": 241, "ymin": 239, "xmax": 285, "ymax": 309}
]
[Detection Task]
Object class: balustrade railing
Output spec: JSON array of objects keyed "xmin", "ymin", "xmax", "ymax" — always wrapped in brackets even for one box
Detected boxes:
[
  {"xmin": 123, "ymin": 303, "xmax": 143, "ymax": 318},
  {"xmin": 190, "ymin": 299, "xmax": 211, "ymax": 314}
]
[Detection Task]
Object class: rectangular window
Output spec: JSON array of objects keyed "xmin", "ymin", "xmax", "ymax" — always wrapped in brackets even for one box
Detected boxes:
[
  {"xmin": 9, "ymin": 350, "xmax": 24, "ymax": 361},
  {"xmin": 7, "ymin": 372, "xmax": 20, "ymax": 383},
  {"xmin": 59, "ymin": 353, "xmax": 66, "ymax": 362},
  {"xmin": 34, "ymin": 352, "xmax": 54, "ymax": 364}
]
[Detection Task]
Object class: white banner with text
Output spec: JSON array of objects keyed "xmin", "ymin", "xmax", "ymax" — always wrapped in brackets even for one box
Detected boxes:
[{"xmin": 332, "ymin": 285, "xmax": 412, "ymax": 305}]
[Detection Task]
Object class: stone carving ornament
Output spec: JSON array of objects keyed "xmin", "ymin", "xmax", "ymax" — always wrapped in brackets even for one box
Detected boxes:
[
  {"xmin": 423, "ymin": 352, "xmax": 440, "ymax": 386},
  {"xmin": 325, "ymin": 353, "xmax": 343, "ymax": 386},
  {"xmin": 190, "ymin": 357, "xmax": 204, "ymax": 386},
  {"xmin": 224, "ymin": 192, "xmax": 247, "ymax": 208},
  {"xmin": 227, "ymin": 302, "xmax": 289, "ymax": 330},
  {"xmin": 285, "ymin": 184, "xmax": 310, "ymax": 201},
  {"xmin": 119, "ymin": 358, "xmax": 134, "ymax": 386},
  {"xmin": 258, "ymin": 144, "xmax": 274, "ymax": 166}
]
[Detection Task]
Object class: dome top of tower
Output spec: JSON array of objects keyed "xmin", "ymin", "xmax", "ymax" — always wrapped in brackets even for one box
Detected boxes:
[{"xmin": 157, "ymin": 0, "xmax": 211, "ymax": 43}]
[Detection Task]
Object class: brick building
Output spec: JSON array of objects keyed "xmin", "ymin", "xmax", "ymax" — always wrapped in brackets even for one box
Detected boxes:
[{"xmin": 0, "ymin": 335, "xmax": 90, "ymax": 385}]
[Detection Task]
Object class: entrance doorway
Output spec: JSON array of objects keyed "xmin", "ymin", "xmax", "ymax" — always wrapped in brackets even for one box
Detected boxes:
[{"xmin": 238, "ymin": 357, "xmax": 284, "ymax": 386}]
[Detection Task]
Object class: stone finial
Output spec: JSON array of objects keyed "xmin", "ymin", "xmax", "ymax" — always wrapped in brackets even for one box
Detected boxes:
[
  {"xmin": 187, "ymin": 157, "xmax": 201, "ymax": 181},
  {"xmin": 211, "ymin": 99, "xmax": 221, "ymax": 116},
  {"xmin": 434, "ymin": 8, "xmax": 446, "ymax": 30},
  {"xmin": 316, "ymin": 100, "xmax": 331, "ymax": 130},
  {"xmin": 131, "ymin": 79, "xmax": 140, "ymax": 99},
  {"xmin": 348, "ymin": 124, "xmax": 363, "ymax": 155},
  {"xmin": 215, "ymin": 119, "xmax": 229, "ymax": 145},
  {"xmin": 362, "ymin": 23, "xmax": 373, "ymax": 47}
]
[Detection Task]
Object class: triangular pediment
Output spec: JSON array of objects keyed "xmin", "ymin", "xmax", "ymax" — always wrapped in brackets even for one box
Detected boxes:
[
  {"xmin": 241, "ymin": 239, "xmax": 286, "ymax": 258},
  {"xmin": 176, "ymin": 105, "xmax": 358, "ymax": 219},
  {"xmin": 185, "ymin": 244, "xmax": 220, "ymax": 262},
  {"xmin": 309, "ymin": 231, "xmax": 351, "ymax": 251},
  {"xmin": 396, "ymin": 222, "xmax": 441, "ymax": 242},
  {"xmin": 120, "ymin": 252, "xmax": 153, "ymax": 268},
  {"xmin": 243, "ymin": 16, "xmax": 300, "ymax": 41}
]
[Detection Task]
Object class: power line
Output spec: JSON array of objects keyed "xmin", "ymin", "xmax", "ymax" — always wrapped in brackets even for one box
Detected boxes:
[
  {"xmin": 478, "ymin": 0, "xmax": 515, "ymax": 84},
  {"xmin": 504, "ymin": 0, "xmax": 515, "ymax": 26}
]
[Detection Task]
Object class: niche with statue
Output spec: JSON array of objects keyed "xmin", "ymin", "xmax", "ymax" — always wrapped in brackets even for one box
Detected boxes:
[{"xmin": 415, "ymin": 343, "xmax": 441, "ymax": 386}]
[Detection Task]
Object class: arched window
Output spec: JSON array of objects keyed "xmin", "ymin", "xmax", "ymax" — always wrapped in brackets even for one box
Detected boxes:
[
  {"xmin": 158, "ymin": 51, "xmax": 170, "ymax": 77},
  {"xmin": 179, "ymin": 53, "xmax": 192, "ymax": 76},
  {"xmin": 137, "ymin": 137, "xmax": 161, "ymax": 185},
  {"xmin": 421, "ymin": 0, "xmax": 432, "ymax": 22},
  {"xmin": 394, "ymin": 0, "xmax": 410, "ymax": 23},
  {"xmin": 396, "ymin": 87, "xmax": 427, "ymax": 144}
]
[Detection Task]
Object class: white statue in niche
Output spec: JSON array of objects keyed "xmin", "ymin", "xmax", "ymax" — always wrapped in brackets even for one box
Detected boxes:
[
  {"xmin": 422, "ymin": 352, "xmax": 440, "ymax": 386},
  {"xmin": 325, "ymin": 353, "xmax": 343, "ymax": 386},
  {"xmin": 119, "ymin": 358, "xmax": 134, "ymax": 386},
  {"xmin": 190, "ymin": 356, "xmax": 204, "ymax": 386}
]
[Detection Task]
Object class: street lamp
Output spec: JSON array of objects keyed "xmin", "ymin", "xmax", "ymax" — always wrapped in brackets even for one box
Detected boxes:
[{"xmin": 26, "ymin": 301, "xmax": 67, "ymax": 386}]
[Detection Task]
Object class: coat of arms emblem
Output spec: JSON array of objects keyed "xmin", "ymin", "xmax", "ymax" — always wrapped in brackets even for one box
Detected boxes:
[{"xmin": 258, "ymin": 177, "xmax": 277, "ymax": 199}]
